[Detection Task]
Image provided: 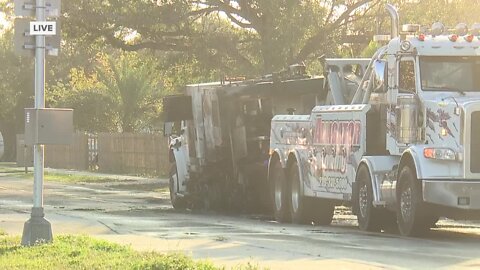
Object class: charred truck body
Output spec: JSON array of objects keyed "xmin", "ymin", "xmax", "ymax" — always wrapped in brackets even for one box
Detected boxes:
[{"xmin": 163, "ymin": 68, "xmax": 332, "ymax": 211}]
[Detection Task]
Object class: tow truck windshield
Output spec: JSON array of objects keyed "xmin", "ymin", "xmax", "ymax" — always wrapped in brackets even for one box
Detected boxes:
[{"xmin": 420, "ymin": 56, "xmax": 480, "ymax": 92}]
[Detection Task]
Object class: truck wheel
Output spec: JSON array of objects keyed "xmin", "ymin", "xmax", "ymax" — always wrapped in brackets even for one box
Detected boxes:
[
  {"xmin": 270, "ymin": 158, "xmax": 290, "ymax": 222},
  {"xmin": 308, "ymin": 199, "xmax": 335, "ymax": 225},
  {"xmin": 396, "ymin": 166, "xmax": 430, "ymax": 236},
  {"xmin": 288, "ymin": 160, "xmax": 308, "ymax": 224},
  {"xmin": 169, "ymin": 165, "xmax": 187, "ymax": 210},
  {"xmin": 356, "ymin": 165, "xmax": 382, "ymax": 232}
]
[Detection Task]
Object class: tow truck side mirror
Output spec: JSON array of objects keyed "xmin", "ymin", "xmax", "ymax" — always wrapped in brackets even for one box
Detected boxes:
[{"xmin": 373, "ymin": 60, "xmax": 387, "ymax": 93}]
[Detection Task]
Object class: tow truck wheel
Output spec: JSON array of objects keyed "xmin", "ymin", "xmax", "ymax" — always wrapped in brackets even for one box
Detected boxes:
[
  {"xmin": 356, "ymin": 165, "xmax": 382, "ymax": 232},
  {"xmin": 270, "ymin": 158, "xmax": 290, "ymax": 222},
  {"xmin": 289, "ymin": 161, "xmax": 308, "ymax": 224},
  {"xmin": 396, "ymin": 165, "xmax": 430, "ymax": 236},
  {"xmin": 169, "ymin": 165, "xmax": 187, "ymax": 210}
]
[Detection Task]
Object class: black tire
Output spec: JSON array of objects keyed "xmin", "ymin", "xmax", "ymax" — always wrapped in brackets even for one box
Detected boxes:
[
  {"xmin": 270, "ymin": 158, "xmax": 290, "ymax": 222},
  {"xmin": 169, "ymin": 165, "xmax": 187, "ymax": 210},
  {"xmin": 307, "ymin": 199, "xmax": 335, "ymax": 225},
  {"xmin": 356, "ymin": 165, "xmax": 383, "ymax": 232},
  {"xmin": 396, "ymin": 166, "xmax": 433, "ymax": 236},
  {"xmin": 288, "ymin": 160, "xmax": 309, "ymax": 224}
]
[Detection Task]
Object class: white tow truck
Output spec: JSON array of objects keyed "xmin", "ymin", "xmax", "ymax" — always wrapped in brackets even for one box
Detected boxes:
[{"xmin": 269, "ymin": 4, "xmax": 480, "ymax": 236}]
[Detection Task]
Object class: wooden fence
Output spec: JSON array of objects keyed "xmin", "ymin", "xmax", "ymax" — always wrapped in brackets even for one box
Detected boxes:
[
  {"xmin": 16, "ymin": 133, "xmax": 170, "ymax": 176},
  {"xmin": 98, "ymin": 133, "xmax": 169, "ymax": 175}
]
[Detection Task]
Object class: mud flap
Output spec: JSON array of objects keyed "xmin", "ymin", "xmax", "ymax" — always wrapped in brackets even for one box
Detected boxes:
[{"xmin": 351, "ymin": 181, "xmax": 359, "ymax": 215}]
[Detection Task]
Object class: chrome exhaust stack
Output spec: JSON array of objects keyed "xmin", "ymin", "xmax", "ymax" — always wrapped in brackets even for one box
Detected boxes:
[{"xmin": 386, "ymin": 4, "xmax": 399, "ymax": 39}]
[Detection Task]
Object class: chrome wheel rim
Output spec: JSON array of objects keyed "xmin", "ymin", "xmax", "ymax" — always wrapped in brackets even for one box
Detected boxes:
[
  {"xmin": 275, "ymin": 174, "xmax": 282, "ymax": 211},
  {"xmin": 291, "ymin": 173, "xmax": 299, "ymax": 213},
  {"xmin": 400, "ymin": 186, "xmax": 413, "ymax": 222},
  {"xmin": 359, "ymin": 184, "xmax": 368, "ymax": 218}
]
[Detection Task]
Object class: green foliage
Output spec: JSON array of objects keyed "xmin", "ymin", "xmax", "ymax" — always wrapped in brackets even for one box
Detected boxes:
[
  {"xmin": 19, "ymin": 172, "xmax": 123, "ymax": 184},
  {"xmin": 0, "ymin": 30, "xmax": 34, "ymax": 160},
  {"xmin": 62, "ymin": 0, "xmax": 383, "ymax": 74},
  {"xmin": 197, "ymin": 0, "xmax": 383, "ymax": 72},
  {"xmin": 189, "ymin": 13, "xmax": 262, "ymax": 77},
  {"xmin": 393, "ymin": 0, "xmax": 480, "ymax": 26},
  {"xmin": 48, "ymin": 51, "xmax": 167, "ymax": 133},
  {"xmin": 0, "ymin": 235, "xmax": 220, "ymax": 270},
  {"xmin": 0, "ymin": 31, "xmax": 32, "ymax": 121},
  {"xmin": 49, "ymin": 68, "xmax": 118, "ymax": 132},
  {"xmin": 96, "ymin": 52, "xmax": 163, "ymax": 132},
  {"xmin": 3, "ymin": 0, "xmax": 480, "ymax": 138},
  {"xmin": 360, "ymin": 41, "xmax": 380, "ymax": 58}
]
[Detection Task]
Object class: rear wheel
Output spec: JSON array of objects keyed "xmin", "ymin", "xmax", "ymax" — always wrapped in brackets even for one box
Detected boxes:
[
  {"xmin": 169, "ymin": 165, "xmax": 187, "ymax": 210},
  {"xmin": 356, "ymin": 165, "xmax": 383, "ymax": 232},
  {"xmin": 270, "ymin": 157, "xmax": 289, "ymax": 222},
  {"xmin": 396, "ymin": 166, "xmax": 434, "ymax": 236},
  {"xmin": 289, "ymin": 161, "xmax": 308, "ymax": 224}
]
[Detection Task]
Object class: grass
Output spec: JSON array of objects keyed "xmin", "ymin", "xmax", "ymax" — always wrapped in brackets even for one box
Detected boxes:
[
  {"xmin": 9, "ymin": 172, "xmax": 120, "ymax": 184},
  {"xmin": 0, "ymin": 162, "xmax": 122, "ymax": 184},
  {"xmin": 0, "ymin": 234, "xmax": 220, "ymax": 270},
  {"xmin": 0, "ymin": 234, "xmax": 262, "ymax": 270},
  {"xmin": 0, "ymin": 162, "xmax": 25, "ymax": 173},
  {"xmin": 0, "ymin": 162, "xmax": 157, "ymax": 184}
]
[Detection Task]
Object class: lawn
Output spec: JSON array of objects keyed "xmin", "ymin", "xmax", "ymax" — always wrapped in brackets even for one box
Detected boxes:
[
  {"xmin": 31, "ymin": 172, "xmax": 121, "ymax": 184},
  {"xmin": 0, "ymin": 234, "xmax": 219, "ymax": 270},
  {"xmin": 0, "ymin": 162, "xmax": 126, "ymax": 184}
]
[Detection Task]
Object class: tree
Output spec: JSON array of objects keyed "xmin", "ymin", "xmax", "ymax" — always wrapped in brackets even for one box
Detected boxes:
[
  {"xmin": 62, "ymin": 0, "xmax": 383, "ymax": 74},
  {"xmin": 196, "ymin": 0, "xmax": 383, "ymax": 71},
  {"xmin": 96, "ymin": 52, "xmax": 163, "ymax": 132},
  {"xmin": 0, "ymin": 31, "xmax": 34, "ymax": 161},
  {"xmin": 48, "ymin": 68, "xmax": 119, "ymax": 133},
  {"xmin": 62, "ymin": 0, "xmax": 258, "ymax": 76},
  {"xmin": 393, "ymin": 0, "xmax": 480, "ymax": 26}
]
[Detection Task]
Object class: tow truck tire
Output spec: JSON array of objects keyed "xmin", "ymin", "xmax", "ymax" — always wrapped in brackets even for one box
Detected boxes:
[
  {"xmin": 288, "ymin": 161, "xmax": 308, "ymax": 224},
  {"xmin": 356, "ymin": 165, "xmax": 383, "ymax": 232},
  {"xmin": 169, "ymin": 165, "xmax": 187, "ymax": 210},
  {"xmin": 396, "ymin": 165, "xmax": 431, "ymax": 236},
  {"xmin": 270, "ymin": 158, "xmax": 290, "ymax": 222}
]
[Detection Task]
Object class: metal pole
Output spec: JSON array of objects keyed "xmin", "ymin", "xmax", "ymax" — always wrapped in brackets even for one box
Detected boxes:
[
  {"xmin": 33, "ymin": 0, "xmax": 45, "ymax": 209},
  {"xmin": 22, "ymin": 0, "xmax": 52, "ymax": 246}
]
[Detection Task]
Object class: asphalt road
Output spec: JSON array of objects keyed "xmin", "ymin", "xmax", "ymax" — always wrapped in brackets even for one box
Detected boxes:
[{"xmin": 1, "ymin": 171, "xmax": 480, "ymax": 269}]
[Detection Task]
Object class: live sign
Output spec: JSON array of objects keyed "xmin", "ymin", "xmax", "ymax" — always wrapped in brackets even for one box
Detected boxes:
[{"xmin": 30, "ymin": 21, "xmax": 56, "ymax": 35}]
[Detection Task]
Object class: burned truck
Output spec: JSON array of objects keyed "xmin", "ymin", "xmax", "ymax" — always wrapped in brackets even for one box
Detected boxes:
[{"xmin": 163, "ymin": 67, "xmax": 330, "ymax": 211}]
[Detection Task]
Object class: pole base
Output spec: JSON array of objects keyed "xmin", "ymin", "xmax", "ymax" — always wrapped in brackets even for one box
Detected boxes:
[{"xmin": 21, "ymin": 207, "xmax": 52, "ymax": 246}]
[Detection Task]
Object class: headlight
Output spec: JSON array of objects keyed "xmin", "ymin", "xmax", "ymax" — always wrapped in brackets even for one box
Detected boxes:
[
  {"xmin": 423, "ymin": 147, "xmax": 457, "ymax": 161},
  {"xmin": 400, "ymin": 41, "xmax": 411, "ymax": 51}
]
